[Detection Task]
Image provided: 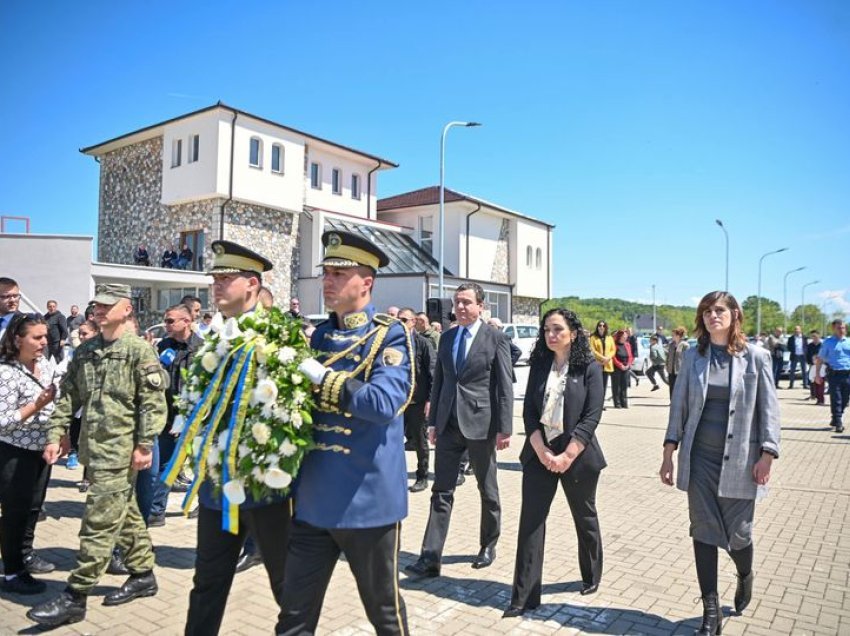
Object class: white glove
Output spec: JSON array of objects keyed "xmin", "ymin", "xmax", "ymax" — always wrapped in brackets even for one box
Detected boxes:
[{"xmin": 298, "ymin": 358, "xmax": 329, "ymax": 385}]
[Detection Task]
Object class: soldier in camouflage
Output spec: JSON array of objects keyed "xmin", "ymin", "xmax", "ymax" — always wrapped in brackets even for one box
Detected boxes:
[{"xmin": 27, "ymin": 284, "xmax": 167, "ymax": 628}]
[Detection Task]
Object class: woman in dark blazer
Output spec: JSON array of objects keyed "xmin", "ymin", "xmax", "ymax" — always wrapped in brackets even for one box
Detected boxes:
[
  {"xmin": 504, "ymin": 308, "xmax": 606, "ymax": 618},
  {"xmin": 660, "ymin": 291, "xmax": 780, "ymax": 636}
]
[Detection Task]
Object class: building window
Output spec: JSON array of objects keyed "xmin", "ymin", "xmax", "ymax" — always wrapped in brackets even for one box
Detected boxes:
[
  {"xmin": 419, "ymin": 215, "xmax": 433, "ymax": 255},
  {"xmin": 310, "ymin": 162, "xmax": 322, "ymax": 189},
  {"xmin": 271, "ymin": 144, "xmax": 283, "ymax": 174},
  {"xmin": 331, "ymin": 168, "xmax": 342, "ymax": 195},
  {"xmin": 188, "ymin": 134, "xmax": 199, "ymax": 163},
  {"xmin": 526, "ymin": 246, "xmax": 532, "ymax": 267},
  {"xmin": 158, "ymin": 286, "xmax": 209, "ymax": 311},
  {"xmin": 249, "ymin": 137, "xmax": 262, "ymax": 168},
  {"xmin": 171, "ymin": 139, "xmax": 182, "ymax": 168},
  {"xmin": 351, "ymin": 174, "xmax": 361, "ymax": 200},
  {"xmin": 178, "ymin": 229, "xmax": 205, "ymax": 271},
  {"xmin": 535, "ymin": 247, "xmax": 542, "ymax": 269}
]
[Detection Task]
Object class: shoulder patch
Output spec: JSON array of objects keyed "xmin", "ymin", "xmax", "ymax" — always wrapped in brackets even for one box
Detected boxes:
[
  {"xmin": 372, "ymin": 313, "xmax": 397, "ymax": 326},
  {"xmin": 382, "ymin": 347, "xmax": 403, "ymax": 366}
]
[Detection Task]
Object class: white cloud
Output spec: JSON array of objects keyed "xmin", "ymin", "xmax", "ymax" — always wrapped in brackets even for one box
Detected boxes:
[{"xmin": 818, "ymin": 290, "xmax": 850, "ymax": 314}]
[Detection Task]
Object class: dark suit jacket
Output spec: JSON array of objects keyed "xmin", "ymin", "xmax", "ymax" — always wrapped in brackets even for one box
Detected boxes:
[
  {"xmin": 429, "ymin": 320, "xmax": 513, "ymax": 440},
  {"xmin": 411, "ymin": 330, "xmax": 435, "ymax": 404},
  {"xmin": 787, "ymin": 334, "xmax": 808, "ymax": 358},
  {"xmin": 520, "ymin": 354, "xmax": 606, "ymax": 482}
]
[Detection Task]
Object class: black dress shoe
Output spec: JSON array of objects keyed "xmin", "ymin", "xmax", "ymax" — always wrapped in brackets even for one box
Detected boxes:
[
  {"xmin": 235, "ymin": 551, "xmax": 262, "ymax": 573},
  {"xmin": 24, "ymin": 552, "xmax": 56, "ymax": 574},
  {"xmin": 3, "ymin": 572, "xmax": 47, "ymax": 595},
  {"xmin": 735, "ymin": 571, "xmax": 754, "ymax": 614},
  {"xmin": 472, "ymin": 546, "xmax": 495, "ymax": 569},
  {"xmin": 502, "ymin": 606, "xmax": 525, "ymax": 618},
  {"xmin": 580, "ymin": 582, "xmax": 599, "ymax": 596},
  {"xmin": 103, "ymin": 571, "xmax": 158, "ymax": 606},
  {"xmin": 464, "ymin": 465, "xmax": 475, "ymax": 476},
  {"xmin": 409, "ymin": 478, "xmax": 428, "ymax": 493},
  {"xmin": 27, "ymin": 588, "xmax": 87, "ymax": 626},
  {"xmin": 404, "ymin": 558, "xmax": 440, "ymax": 578},
  {"xmin": 107, "ymin": 550, "xmax": 129, "ymax": 575},
  {"xmin": 147, "ymin": 513, "xmax": 166, "ymax": 528}
]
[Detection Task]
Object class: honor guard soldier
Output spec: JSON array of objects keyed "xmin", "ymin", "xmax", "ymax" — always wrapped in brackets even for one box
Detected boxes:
[
  {"xmin": 185, "ymin": 240, "xmax": 292, "ymax": 636},
  {"xmin": 28, "ymin": 284, "xmax": 167, "ymax": 628},
  {"xmin": 277, "ymin": 230, "xmax": 413, "ymax": 635}
]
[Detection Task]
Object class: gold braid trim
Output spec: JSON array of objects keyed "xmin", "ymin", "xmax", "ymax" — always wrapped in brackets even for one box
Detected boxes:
[
  {"xmin": 315, "ymin": 443, "xmax": 351, "ymax": 454},
  {"xmin": 314, "ymin": 424, "xmax": 352, "ymax": 435},
  {"xmin": 321, "ymin": 326, "xmax": 382, "ymax": 367}
]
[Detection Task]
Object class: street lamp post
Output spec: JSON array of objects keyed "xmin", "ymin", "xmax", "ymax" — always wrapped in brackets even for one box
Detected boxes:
[
  {"xmin": 652, "ymin": 284, "xmax": 657, "ymax": 332},
  {"xmin": 715, "ymin": 219, "xmax": 729, "ymax": 290},
  {"xmin": 801, "ymin": 280, "xmax": 820, "ymax": 328},
  {"xmin": 756, "ymin": 247, "xmax": 788, "ymax": 337},
  {"xmin": 782, "ymin": 266, "xmax": 806, "ymax": 331},
  {"xmin": 438, "ymin": 120, "xmax": 481, "ymax": 298}
]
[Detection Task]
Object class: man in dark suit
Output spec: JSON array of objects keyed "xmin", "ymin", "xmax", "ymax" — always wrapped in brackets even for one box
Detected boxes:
[
  {"xmin": 0, "ymin": 277, "xmax": 23, "ymax": 342},
  {"xmin": 406, "ymin": 282, "xmax": 513, "ymax": 577},
  {"xmin": 786, "ymin": 325, "xmax": 809, "ymax": 389}
]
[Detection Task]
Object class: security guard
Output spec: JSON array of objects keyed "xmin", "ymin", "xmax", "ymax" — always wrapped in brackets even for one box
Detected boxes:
[
  {"xmin": 185, "ymin": 240, "xmax": 292, "ymax": 636},
  {"xmin": 277, "ymin": 230, "xmax": 413, "ymax": 635},
  {"xmin": 28, "ymin": 284, "xmax": 167, "ymax": 627}
]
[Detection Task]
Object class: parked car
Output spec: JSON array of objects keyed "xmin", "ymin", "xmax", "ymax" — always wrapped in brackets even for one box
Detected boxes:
[
  {"xmin": 631, "ymin": 336, "xmax": 651, "ymax": 374},
  {"xmin": 501, "ymin": 323, "xmax": 539, "ymax": 365},
  {"xmin": 144, "ymin": 323, "xmax": 166, "ymax": 346}
]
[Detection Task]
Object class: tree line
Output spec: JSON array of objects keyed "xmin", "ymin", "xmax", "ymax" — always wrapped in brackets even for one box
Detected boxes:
[{"xmin": 540, "ymin": 295, "xmax": 835, "ymax": 336}]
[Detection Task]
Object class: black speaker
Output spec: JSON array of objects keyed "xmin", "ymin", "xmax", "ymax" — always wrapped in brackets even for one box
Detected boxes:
[{"xmin": 426, "ymin": 297, "xmax": 454, "ymax": 331}]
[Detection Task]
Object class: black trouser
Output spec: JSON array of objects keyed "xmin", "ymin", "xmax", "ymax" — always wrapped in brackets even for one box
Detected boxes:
[
  {"xmin": 668, "ymin": 372, "xmax": 678, "ymax": 398},
  {"xmin": 420, "ymin": 417, "xmax": 500, "ymax": 562},
  {"xmin": 0, "ymin": 442, "xmax": 51, "ymax": 576},
  {"xmin": 511, "ymin": 459, "xmax": 602, "ymax": 609},
  {"xmin": 788, "ymin": 354, "xmax": 808, "ymax": 388},
  {"xmin": 403, "ymin": 401, "xmax": 428, "ymax": 481},
  {"xmin": 772, "ymin": 356, "xmax": 783, "ymax": 387},
  {"xmin": 185, "ymin": 501, "xmax": 291, "ymax": 636},
  {"xmin": 611, "ymin": 368, "xmax": 629, "ymax": 407},
  {"xmin": 276, "ymin": 520, "xmax": 408, "ymax": 636},
  {"xmin": 646, "ymin": 364, "xmax": 668, "ymax": 387}
]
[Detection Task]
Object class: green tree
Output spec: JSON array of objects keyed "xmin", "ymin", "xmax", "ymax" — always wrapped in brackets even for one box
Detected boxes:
[
  {"xmin": 740, "ymin": 296, "xmax": 783, "ymax": 336},
  {"xmin": 788, "ymin": 304, "xmax": 826, "ymax": 334}
]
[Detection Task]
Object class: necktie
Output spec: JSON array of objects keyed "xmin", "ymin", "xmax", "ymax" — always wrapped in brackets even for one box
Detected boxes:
[{"xmin": 455, "ymin": 327, "xmax": 467, "ymax": 373}]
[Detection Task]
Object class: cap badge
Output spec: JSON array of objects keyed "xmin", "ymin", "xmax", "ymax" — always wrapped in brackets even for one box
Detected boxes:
[
  {"xmin": 213, "ymin": 244, "xmax": 225, "ymax": 255},
  {"xmin": 327, "ymin": 233, "xmax": 342, "ymax": 248}
]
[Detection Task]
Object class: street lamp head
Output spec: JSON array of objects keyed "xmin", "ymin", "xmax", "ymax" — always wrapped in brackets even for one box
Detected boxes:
[
  {"xmin": 715, "ymin": 219, "xmax": 724, "ymax": 227},
  {"xmin": 465, "ymin": 122, "xmax": 482, "ymax": 127},
  {"xmin": 777, "ymin": 247, "xmax": 789, "ymax": 253}
]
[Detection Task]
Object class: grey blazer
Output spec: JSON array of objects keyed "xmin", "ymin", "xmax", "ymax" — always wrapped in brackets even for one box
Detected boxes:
[
  {"xmin": 664, "ymin": 343, "xmax": 781, "ymax": 500},
  {"xmin": 428, "ymin": 321, "xmax": 514, "ymax": 441}
]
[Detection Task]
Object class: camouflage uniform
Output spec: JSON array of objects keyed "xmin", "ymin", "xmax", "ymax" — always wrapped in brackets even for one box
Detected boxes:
[{"xmin": 47, "ymin": 331, "xmax": 167, "ymax": 593}]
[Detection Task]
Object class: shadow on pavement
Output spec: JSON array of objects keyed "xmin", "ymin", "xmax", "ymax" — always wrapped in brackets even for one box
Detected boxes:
[
  {"xmin": 399, "ymin": 565, "xmax": 716, "ymax": 634},
  {"xmin": 153, "ymin": 545, "xmax": 196, "ymax": 570}
]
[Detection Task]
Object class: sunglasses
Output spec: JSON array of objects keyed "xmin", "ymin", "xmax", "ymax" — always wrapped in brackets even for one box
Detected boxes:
[{"xmin": 164, "ymin": 318, "xmax": 187, "ymax": 324}]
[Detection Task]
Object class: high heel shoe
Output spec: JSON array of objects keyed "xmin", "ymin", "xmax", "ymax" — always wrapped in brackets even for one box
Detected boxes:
[
  {"xmin": 734, "ymin": 571, "xmax": 753, "ymax": 614},
  {"xmin": 696, "ymin": 593, "xmax": 722, "ymax": 635}
]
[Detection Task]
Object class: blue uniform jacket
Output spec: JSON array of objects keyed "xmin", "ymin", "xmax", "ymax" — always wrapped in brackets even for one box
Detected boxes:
[{"xmin": 294, "ymin": 304, "xmax": 413, "ymax": 529}]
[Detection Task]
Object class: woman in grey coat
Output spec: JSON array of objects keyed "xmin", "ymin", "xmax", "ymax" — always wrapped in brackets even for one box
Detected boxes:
[{"xmin": 659, "ymin": 291, "xmax": 780, "ymax": 636}]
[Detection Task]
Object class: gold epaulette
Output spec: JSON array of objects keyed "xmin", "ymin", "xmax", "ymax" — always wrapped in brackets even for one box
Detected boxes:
[{"xmin": 372, "ymin": 313, "xmax": 397, "ymax": 326}]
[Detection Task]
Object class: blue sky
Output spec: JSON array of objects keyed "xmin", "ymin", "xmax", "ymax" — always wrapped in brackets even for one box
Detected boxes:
[{"xmin": 1, "ymin": 1, "xmax": 848, "ymax": 314}]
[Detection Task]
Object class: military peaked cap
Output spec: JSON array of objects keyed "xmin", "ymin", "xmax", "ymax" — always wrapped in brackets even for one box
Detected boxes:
[
  {"xmin": 320, "ymin": 230, "xmax": 389, "ymax": 270},
  {"xmin": 207, "ymin": 240, "xmax": 273, "ymax": 275}
]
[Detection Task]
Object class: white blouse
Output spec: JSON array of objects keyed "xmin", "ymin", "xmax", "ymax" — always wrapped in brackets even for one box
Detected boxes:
[{"xmin": 0, "ymin": 357, "xmax": 57, "ymax": 451}]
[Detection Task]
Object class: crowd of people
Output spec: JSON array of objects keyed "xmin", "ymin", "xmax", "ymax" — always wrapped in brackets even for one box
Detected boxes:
[
  {"xmin": 0, "ymin": 255, "xmax": 848, "ymax": 634},
  {"xmin": 133, "ymin": 243, "xmax": 196, "ymax": 270}
]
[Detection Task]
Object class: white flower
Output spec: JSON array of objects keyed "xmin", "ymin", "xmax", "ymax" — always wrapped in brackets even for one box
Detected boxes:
[
  {"xmin": 179, "ymin": 387, "xmax": 189, "ymax": 402},
  {"xmin": 293, "ymin": 390, "xmax": 306, "ymax": 406},
  {"xmin": 266, "ymin": 453, "xmax": 281, "ymax": 467},
  {"xmin": 215, "ymin": 339, "xmax": 231, "ymax": 357},
  {"xmin": 217, "ymin": 431, "xmax": 230, "ymax": 452},
  {"xmin": 242, "ymin": 328, "xmax": 257, "ymax": 341},
  {"xmin": 252, "ymin": 466, "xmax": 265, "ymax": 481},
  {"xmin": 264, "ymin": 468, "xmax": 292, "ymax": 489},
  {"xmin": 189, "ymin": 390, "xmax": 201, "ymax": 403},
  {"xmin": 238, "ymin": 443, "xmax": 250, "ymax": 458},
  {"xmin": 207, "ymin": 450, "xmax": 220, "ymax": 467},
  {"xmin": 277, "ymin": 347, "xmax": 296, "ymax": 364},
  {"xmin": 279, "ymin": 439, "xmax": 297, "ymax": 457},
  {"xmin": 201, "ymin": 351, "xmax": 220, "ymax": 373},
  {"xmin": 220, "ymin": 317, "xmax": 243, "ymax": 341},
  {"xmin": 291, "ymin": 373, "xmax": 303, "ymax": 385},
  {"xmin": 275, "ymin": 405, "xmax": 289, "ymax": 422},
  {"xmin": 256, "ymin": 367, "xmax": 268, "ymax": 380},
  {"xmin": 251, "ymin": 422, "xmax": 271, "ymax": 445},
  {"xmin": 291, "ymin": 412, "xmax": 303, "ymax": 429},
  {"xmin": 252, "ymin": 378, "xmax": 278, "ymax": 405},
  {"xmin": 209, "ymin": 312, "xmax": 225, "ymax": 333},
  {"xmin": 255, "ymin": 346, "xmax": 267, "ymax": 364},
  {"xmin": 222, "ymin": 479, "xmax": 246, "ymax": 505},
  {"xmin": 261, "ymin": 403, "xmax": 275, "ymax": 419},
  {"xmin": 170, "ymin": 414, "xmax": 185, "ymax": 434}
]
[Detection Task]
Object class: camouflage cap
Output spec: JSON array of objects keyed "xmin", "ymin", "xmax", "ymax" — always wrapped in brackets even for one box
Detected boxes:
[{"xmin": 92, "ymin": 283, "xmax": 132, "ymax": 305}]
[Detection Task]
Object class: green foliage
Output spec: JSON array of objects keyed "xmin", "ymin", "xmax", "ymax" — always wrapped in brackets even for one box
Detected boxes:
[
  {"xmin": 740, "ymin": 295, "xmax": 783, "ymax": 336},
  {"xmin": 540, "ymin": 296, "xmax": 697, "ymax": 335},
  {"xmin": 788, "ymin": 304, "xmax": 827, "ymax": 334}
]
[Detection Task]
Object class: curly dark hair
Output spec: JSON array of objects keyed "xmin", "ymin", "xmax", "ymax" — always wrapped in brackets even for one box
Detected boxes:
[
  {"xmin": 529, "ymin": 308, "xmax": 595, "ymax": 369},
  {"xmin": 0, "ymin": 314, "xmax": 47, "ymax": 361}
]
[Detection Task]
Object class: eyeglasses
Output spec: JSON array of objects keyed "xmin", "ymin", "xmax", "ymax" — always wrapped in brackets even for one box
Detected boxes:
[
  {"xmin": 0, "ymin": 293, "xmax": 21, "ymax": 301},
  {"xmin": 163, "ymin": 318, "xmax": 187, "ymax": 324},
  {"xmin": 398, "ymin": 317, "xmax": 410, "ymax": 323}
]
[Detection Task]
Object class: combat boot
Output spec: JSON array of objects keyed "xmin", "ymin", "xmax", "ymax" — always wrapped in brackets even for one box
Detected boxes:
[
  {"xmin": 26, "ymin": 587, "xmax": 87, "ymax": 627},
  {"xmin": 103, "ymin": 571, "xmax": 158, "ymax": 606}
]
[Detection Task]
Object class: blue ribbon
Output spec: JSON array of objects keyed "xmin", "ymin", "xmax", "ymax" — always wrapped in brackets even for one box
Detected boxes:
[{"xmin": 221, "ymin": 347, "xmax": 255, "ymax": 534}]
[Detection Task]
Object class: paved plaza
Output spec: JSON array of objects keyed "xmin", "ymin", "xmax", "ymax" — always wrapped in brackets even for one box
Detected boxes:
[{"xmin": 1, "ymin": 378, "xmax": 848, "ymax": 635}]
